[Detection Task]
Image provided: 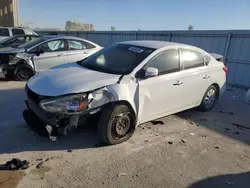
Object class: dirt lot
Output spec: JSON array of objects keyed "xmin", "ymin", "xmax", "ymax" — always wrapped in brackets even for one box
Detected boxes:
[{"xmin": 0, "ymin": 80, "xmax": 250, "ymax": 188}]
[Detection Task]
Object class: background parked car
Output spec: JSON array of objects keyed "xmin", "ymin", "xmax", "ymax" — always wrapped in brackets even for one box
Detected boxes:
[
  {"xmin": 0, "ymin": 34, "xmax": 40, "ymax": 48},
  {"xmin": 0, "ymin": 35, "xmax": 102, "ymax": 80},
  {"xmin": 0, "ymin": 27, "xmax": 38, "ymax": 41}
]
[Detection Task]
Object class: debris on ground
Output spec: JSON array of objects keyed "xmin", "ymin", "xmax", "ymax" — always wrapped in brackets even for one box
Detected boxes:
[
  {"xmin": 144, "ymin": 139, "xmax": 150, "ymax": 142},
  {"xmin": 232, "ymin": 123, "xmax": 250, "ymax": 130},
  {"xmin": 214, "ymin": 146, "xmax": 220, "ymax": 149},
  {"xmin": 36, "ymin": 162, "xmax": 44, "ymax": 169},
  {"xmin": 190, "ymin": 133, "xmax": 195, "ymax": 136},
  {"xmin": 188, "ymin": 120, "xmax": 195, "ymax": 125},
  {"xmin": 201, "ymin": 135, "xmax": 207, "ymax": 138},
  {"xmin": 181, "ymin": 139, "xmax": 186, "ymax": 144},
  {"xmin": 220, "ymin": 111, "xmax": 234, "ymax": 115},
  {"xmin": 36, "ymin": 158, "xmax": 43, "ymax": 161},
  {"xmin": 168, "ymin": 141, "xmax": 173, "ymax": 145},
  {"xmin": 4, "ymin": 159, "xmax": 29, "ymax": 170},
  {"xmin": 151, "ymin": 120, "xmax": 164, "ymax": 125},
  {"xmin": 117, "ymin": 173, "xmax": 127, "ymax": 177},
  {"xmin": 155, "ymin": 133, "xmax": 159, "ymax": 136},
  {"xmin": 45, "ymin": 158, "xmax": 50, "ymax": 162},
  {"xmin": 225, "ymin": 181, "xmax": 235, "ymax": 186},
  {"xmin": 67, "ymin": 149, "xmax": 72, "ymax": 153},
  {"xmin": 234, "ymin": 132, "xmax": 240, "ymax": 135},
  {"xmin": 225, "ymin": 128, "xmax": 230, "ymax": 131},
  {"xmin": 232, "ymin": 95, "xmax": 240, "ymax": 99},
  {"xmin": 147, "ymin": 126, "xmax": 152, "ymax": 129}
]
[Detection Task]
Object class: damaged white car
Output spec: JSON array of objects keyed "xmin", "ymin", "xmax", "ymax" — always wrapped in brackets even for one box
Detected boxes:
[{"xmin": 23, "ymin": 41, "xmax": 227, "ymax": 145}]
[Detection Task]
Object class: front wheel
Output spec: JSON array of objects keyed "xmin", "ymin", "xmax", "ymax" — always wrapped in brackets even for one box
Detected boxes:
[
  {"xmin": 98, "ymin": 104, "xmax": 136, "ymax": 145},
  {"xmin": 199, "ymin": 85, "xmax": 218, "ymax": 111},
  {"xmin": 15, "ymin": 65, "xmax": 34, "ymax": 81}
]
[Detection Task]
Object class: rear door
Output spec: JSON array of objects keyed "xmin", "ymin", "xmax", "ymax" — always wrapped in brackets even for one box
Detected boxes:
[
  {"xmin": 32, "ymin": 39, "xmax": 67, "ymax": 72},
  {"xmin": 65, "ymin": 39, "xmax": 97, "ymax": 63},
  {"xmin": 179, "ymin": 48, "xmax": 212, "ymax": 108}
]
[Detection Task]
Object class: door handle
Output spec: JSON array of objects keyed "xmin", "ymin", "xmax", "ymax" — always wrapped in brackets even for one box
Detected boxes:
[
  {"xmin": 173, "ymin": 80, "xmax": 183, "ymax": 86},
  {"xmin": 83, "ymin": 51, "xmax": 89, "ymax": 54},
  {"xmin": 202, "ymin": 75, "xmax": 210, "ymax": 79}
]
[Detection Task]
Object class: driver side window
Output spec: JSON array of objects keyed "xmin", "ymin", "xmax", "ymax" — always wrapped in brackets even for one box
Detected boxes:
[
  {"xmin": 146, "ymin": 49, "xmax": 180, "ymax": 75},
  {"xmin": 37, "ymin": 40, "xmax": 66, "ymax": 52}
]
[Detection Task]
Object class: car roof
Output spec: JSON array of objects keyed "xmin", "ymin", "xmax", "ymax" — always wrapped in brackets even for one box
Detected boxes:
[
  {"xmin": 40, "ymin": 35, "xmax": 88, "ymax": 40},
  {"xmin": 119, "ymin": 40, "xmax": 192, "ymax": 49}
]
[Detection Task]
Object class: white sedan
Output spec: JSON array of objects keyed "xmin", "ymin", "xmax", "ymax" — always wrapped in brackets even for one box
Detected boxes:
[{"xmin": 23, "ymin": 40, "xmax": 227, "ymax": 145}]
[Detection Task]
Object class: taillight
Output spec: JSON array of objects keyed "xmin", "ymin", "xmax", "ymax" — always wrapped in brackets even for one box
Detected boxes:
[{"xmin": 222, "ymin": 66, "xmax": 228, "ymax": 74}]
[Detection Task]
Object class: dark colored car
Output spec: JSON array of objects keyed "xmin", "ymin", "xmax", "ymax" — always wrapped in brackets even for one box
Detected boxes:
[{"xmin": 0, "ymin": 35, "xmax": 40, "ymax": 48}]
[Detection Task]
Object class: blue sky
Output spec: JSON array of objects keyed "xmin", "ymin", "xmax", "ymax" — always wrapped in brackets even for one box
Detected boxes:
[{"xmin": 19, "ymin": 0, "xmax": 250, "ymax": 30}]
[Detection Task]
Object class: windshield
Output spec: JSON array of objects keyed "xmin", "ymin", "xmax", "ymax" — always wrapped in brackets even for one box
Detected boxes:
[
  {"xmin": 79, "ymin": 44, "xmax": 155, "ymax": 75},
  {"xmin": 0, "ymin": 36, "xmax": 15, "ymax": 44},
  {"xmin": 18, "ymin": 37, "xmax": 46, "ymax": 49}
]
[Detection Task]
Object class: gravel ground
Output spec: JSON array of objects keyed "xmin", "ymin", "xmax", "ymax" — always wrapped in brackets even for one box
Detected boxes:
[{"xmin": 0, "ymin": 80, "xmax": 250, "ymax": 188}]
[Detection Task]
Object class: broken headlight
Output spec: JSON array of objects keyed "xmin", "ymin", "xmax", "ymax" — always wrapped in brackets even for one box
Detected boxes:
[{"xmin": 39, "ymin": 94, "xmax": 88, "ymax": 114}]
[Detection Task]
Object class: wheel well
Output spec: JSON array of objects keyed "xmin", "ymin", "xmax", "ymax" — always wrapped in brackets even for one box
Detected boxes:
[
  {"xmin": 14, "ymin": 64, "xmax": 35, "ymax": 76},
  {"xmin": 212, "ymin": 83, "xmax": 220, "ymax": 99}
]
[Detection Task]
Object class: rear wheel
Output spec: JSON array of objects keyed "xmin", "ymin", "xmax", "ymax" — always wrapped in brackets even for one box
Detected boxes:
[
  {"xmin": 199, "ymin": 85, "xmax": 218, "ymax": 111},
  {"xmin": 98, "ymin": 104, "xmax": 136, "ymax": 145},
  {"xmin": 15, "ymin": 65, "xmax": 34, "ymax": 81}
]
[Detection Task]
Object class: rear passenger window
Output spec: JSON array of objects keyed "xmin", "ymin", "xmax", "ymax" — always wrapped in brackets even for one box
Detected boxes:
[
  {"xmin": 147, "ymin": 49, "xmax": 180, "ymax": 75},
  {"xmin": 181, "ymin": 49, "xmax": 204, "ymax": 69},
  {"xmin": 68, "ymin": 40, "xmax": 86, "ymax": 50},
  {"xmin": 12, "ymin": 29, "xmax": 25, "ymax": 35},
  {"xmin": 0, "ymin": 28, "xmax": 9, "ymax": 36}
]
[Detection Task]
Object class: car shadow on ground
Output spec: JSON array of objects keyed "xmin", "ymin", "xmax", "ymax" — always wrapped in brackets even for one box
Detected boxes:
[
  {"xmin": 188, "ymin": 171, "xmax": 250, "ymax": 188},
  {"xmin": 177, "ymin": 86, "xmax": 250, "ymax": 145}
]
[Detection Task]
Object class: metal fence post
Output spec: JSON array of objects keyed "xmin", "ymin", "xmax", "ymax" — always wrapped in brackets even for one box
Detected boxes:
[
  {"xmin": 224, "ymin": 33, "xmax": 232, "ymax": 65},
  {"xmin": 134, "ymin": 31, "xmax": 138, "ymax": 40},
  {"xmin": 169, "ymin": 32, "xmax": 172, "ymax": 42},
  {"xmin": 109, "ymin": 32, "xmax": 113, "ymax": 46}
]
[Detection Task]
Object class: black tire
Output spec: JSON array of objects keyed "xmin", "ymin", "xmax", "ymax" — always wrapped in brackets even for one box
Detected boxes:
[
  {"xmin": 98, "ymin": 104, "xmax": 136, "ymax": 145},
  {"xmin": 14, "ymin": 65, "xmax": 34, "ymax": 81},
  {"xmin": 199, "ymin": 85, "xmax": 218, "ymax": 111}
]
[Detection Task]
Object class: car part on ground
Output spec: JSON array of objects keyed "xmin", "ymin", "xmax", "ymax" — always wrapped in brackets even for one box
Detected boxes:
[
  {"xmin": 0, "ymin": 35, "xmax": 102, "ymax": 81},
  {"xmin": 23, "ymin": 40, "xmax": 227, "ymax": 145}
]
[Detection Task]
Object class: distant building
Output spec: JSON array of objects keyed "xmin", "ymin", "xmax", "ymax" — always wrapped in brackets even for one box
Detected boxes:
[
  {"xmin": 65, "ymin": 20, "xmax": 95, "ymax": 31},
  {"xmin": 35, "ymin": 28, "xmax": 65, "ymax": 31},
  {"xmin": 0, "ymin": 0, "xmax": 19, "ymax": 27}
]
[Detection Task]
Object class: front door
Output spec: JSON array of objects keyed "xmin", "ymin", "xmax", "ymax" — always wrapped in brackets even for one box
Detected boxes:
[
  {"xmin": 137, "ymin": 49, "xmax": 183, "ymax": 123},
  {"xmin": 32, "ymin": 39, "xmax": 67, "ymax": 72}
]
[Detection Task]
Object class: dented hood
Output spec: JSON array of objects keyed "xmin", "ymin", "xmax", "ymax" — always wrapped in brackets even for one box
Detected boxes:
[{"xmin": 27, "ymin": 63, "xmax": 121, "ymax": 96}]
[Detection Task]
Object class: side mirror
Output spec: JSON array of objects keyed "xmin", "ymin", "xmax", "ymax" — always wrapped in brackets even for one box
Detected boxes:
[
  {"xmin": 145, "ymin": 67, "xmax": 158, "ymax": 77},
  {"xmin": 36, "ymin": 49, "xmax": 44, "ymax": 56}
]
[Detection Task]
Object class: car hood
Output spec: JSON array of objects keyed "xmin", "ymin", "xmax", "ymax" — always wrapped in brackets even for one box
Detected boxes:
[
  {"xmin": 27, "ymin": 63, "xmax": 121, "ymax": 96},
  {"xmin": 0, "ymin": 47, "xmax": 25, "ymax": 54}
]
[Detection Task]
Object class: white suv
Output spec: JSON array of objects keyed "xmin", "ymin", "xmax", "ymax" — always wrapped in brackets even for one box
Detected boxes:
[
  {"xmin": 0, "ymin": 27, "xmax": 37, "ymax": 41},
  {"xmin": 23, "ymin": 41, "xmax": 227, "ymax": 145}
]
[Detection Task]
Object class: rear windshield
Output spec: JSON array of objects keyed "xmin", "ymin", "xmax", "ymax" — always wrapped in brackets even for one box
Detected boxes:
[
  {"xmin": 0, "ymin": 28, "xmax": 10, "ymax": 36},
  {"xmin": 79, "ymin": 44, "xmax": 155, "ymax": 75}
]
